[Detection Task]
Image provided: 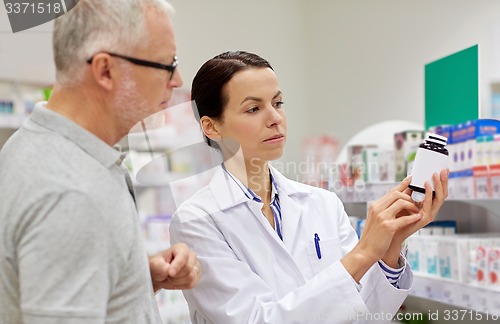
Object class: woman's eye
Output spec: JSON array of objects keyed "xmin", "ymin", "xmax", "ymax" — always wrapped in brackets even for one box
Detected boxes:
[
  {"xmin": 246, "ymin": 107, "xmax": 259, "ymax": 113},
  {"xmin": 273, "ymin": 101, "xmax": 284, "ymax": 108}
]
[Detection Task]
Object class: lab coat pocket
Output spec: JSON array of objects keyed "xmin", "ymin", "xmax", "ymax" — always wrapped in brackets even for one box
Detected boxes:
[{"xmin": 306, "ymin": 236, "xmax": 343, "ymax": 276}]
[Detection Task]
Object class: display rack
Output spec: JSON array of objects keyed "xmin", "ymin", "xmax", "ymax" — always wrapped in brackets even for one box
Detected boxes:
[
  {"xmin": 0, "ymin": 79, "xmax": 50, "ymax": 131},
  {"xmin": 125, "ymin": 91, "xmax": 203, "ymax": 324},
  {"xmin": 411, "ymin": 275, "xmax": 500, "ymax": 316},
  {"xmin": 337, "ymin": 183, "xmax": 500, "ymax": 315}
]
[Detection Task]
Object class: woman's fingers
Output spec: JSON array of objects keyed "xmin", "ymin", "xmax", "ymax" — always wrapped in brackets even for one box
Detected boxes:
[
  {"xmin": 433, "ymin": 172, "xmax": 444, "ymax": 203},
  {"xmin": 403, "ymin": 187, "xmax": 412, "ymax": 196},
  {"xmin": 440, "ymin": 169, "xmax": 449, "ymax": 198},
  {"xmin": 371, "ymin": 189, "xmax": 414, "ymax": 216},
  {"xmin": 393, "ymin": 212, "xmax": 422, "ymax": 228},
  {"xmin": 420, "ymin": 181, "xmax": 435, "ymax": 223},
  {"xmin": 360, "ymin": 171, "xmax": 450, "ymax": 260},
  {"xmin": 373, "ymin": 177, "xmax": 412, "ymax": 208},
  {"xmin": 393, "ymin": 175, "xmax": 412, "ymax": 192},
  {"xmin": 386, "ymin": 199, "xmax": 419, "ymax": 216}
]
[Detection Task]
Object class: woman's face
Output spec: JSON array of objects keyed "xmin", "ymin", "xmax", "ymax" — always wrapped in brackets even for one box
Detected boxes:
[{"xmin": 215, "ymin": 67, "xmax": 286, "ymax": 162}]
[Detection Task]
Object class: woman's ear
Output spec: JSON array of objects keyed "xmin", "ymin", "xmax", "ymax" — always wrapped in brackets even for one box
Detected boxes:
[{"xmin": 200, "ymin": 116, "xmax": 221, "ymax": 142}]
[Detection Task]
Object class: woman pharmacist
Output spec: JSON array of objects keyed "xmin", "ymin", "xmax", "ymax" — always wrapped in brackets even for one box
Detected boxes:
[{"xmin": 169, "ymin": 51, "xmax": 449, "ymax": 323}]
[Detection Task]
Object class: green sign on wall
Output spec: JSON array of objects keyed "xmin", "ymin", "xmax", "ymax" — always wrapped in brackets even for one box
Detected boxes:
[{"xmin": 425, "ymin": 45, "xmax": 479, "ymax": 129}]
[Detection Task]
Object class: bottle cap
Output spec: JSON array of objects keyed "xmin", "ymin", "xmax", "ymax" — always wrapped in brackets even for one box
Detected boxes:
[
  {"xmin": 426, "ymin": 132, "xmax": 448, "ymax": 145},
  {"xmin": 411, "ymin": 191, "xmax": 425, "ymax": 202}
]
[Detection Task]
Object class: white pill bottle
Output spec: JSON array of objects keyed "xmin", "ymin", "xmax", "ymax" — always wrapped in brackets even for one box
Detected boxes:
[{"xmin": 409, "ymin": 133, "xmax": 449, "ymax": 202}]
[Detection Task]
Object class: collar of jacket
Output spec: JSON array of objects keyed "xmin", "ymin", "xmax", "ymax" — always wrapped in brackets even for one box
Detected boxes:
[{"xmin": 209, "ymin": 164, "xmax": 313, "ymax": 212}]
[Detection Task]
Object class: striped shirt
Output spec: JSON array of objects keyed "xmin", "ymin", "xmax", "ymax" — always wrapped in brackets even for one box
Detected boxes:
[
  {"xmin": 221, "ymin": 164, "xmax": 404, "ymax": 289},
  {"xmin": 378, "ymin": 260, "xmax": 404, "ymax": 289},
  {"xmin": 222, "ymin": 164, "xmax": 282, "ymax": 240}
]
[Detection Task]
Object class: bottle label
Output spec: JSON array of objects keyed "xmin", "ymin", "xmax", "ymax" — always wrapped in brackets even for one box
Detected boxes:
[{"xmin": 410, "ymin": 147, "xmax": 449, "ymax": 190}]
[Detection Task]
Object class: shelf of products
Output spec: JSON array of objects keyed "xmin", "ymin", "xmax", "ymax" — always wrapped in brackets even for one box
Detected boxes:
[
  {"xmin": 411, "ymin": 275, "xmax": 500, "ymax": 317},
  {"xmin": 326, "ymin": 120, "xmax": 500, "ymax": 319},
  {"xmin": 336, "ymin": 182, "xmax": 500, "ymax": 210},
  {"xmin": 126, "ymin": 91, "xmax": 206, "ymax": 324},
  {"xmin": 490, "ymin": 81, "xmax": 500, "ymax": 119},
  {"xmin": 335, "ymin": 181, "xmax": 500, "ymax": 315},
  {"xmin": 0, "ymin": 79, "xmax": 51, "ymax": 132}
]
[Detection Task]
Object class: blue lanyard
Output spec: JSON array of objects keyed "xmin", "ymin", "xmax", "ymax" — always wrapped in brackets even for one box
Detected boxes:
[{"xmin": 222, "ymin": 164, "xmax": 283, "ymax": 240}]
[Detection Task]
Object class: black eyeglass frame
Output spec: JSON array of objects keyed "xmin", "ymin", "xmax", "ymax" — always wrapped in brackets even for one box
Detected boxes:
[{"xmin": 86, "ymin": 52, "xmax": 178, "ymax": 80}]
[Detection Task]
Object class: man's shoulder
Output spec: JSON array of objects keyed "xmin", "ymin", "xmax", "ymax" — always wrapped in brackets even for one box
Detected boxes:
[
  {"xmin": 2, "ymin": 126, "xmax": 103, "ymax": 176},
  {"xmin": 0, "ymin": 127, "xmax": 114, "ymax": 208}
]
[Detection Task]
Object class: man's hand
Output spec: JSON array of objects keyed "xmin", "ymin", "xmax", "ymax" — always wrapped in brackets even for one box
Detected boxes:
[{"xmin": 149, "ymin": 243, "xmax": 201, "ymax": 293}]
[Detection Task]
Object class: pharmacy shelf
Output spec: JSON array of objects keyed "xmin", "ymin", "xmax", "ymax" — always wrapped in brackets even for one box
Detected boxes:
[
  {"xmin": 336, "ymin": 183, "xmax": 500, "ymax": 216},
  {"xmin": 131, "ymin": 170, "xmax": 197, "ymax": 188},
  {"xmin": 0, "ymin": 78, "xmax": 52, "ymax": 88},
  {"xmin": 339, "ymin": 185, "xmax": 500, "ymax": 315},
  {"xmin": 411, "ymin": 275, "xmax": 500, "ymax": 316},
  {"xmin": 455, "ymin": 199, "xmax": 500, "ymax": 216},
  {"xmin": 332, "ymin": 182, "xmax": 395, "ymax": 203}
]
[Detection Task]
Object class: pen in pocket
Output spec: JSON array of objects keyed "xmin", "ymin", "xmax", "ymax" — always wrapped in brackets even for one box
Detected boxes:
[{"xmin": 314, "ymin": 233, "xmax": 321, "ymax": 259}]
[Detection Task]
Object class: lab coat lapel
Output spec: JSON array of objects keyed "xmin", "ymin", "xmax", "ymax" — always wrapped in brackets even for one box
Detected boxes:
[
  {"xmin": 278, "ymin": 192, "xmax": 302, "ymax": 251},
  {"xmin": 209, "ymin": 165, "xmax": 285, "ymax": 246},
  {"xmin": 245, "ymin": 199, "xmax": 279, "ymax": 240},
  {"xmin": 210, "ymin": 164, "xmax": 309, "ymax": 287},
  {"xmin": 209, "ymin": 165, "xmax": 248, "ymax": 211},
  {"xmin": 269, "ymin": 166, "xmax": 312, "ymax": 252}
]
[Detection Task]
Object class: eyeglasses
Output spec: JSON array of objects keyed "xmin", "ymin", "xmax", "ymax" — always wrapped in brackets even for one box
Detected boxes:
[{"xmin": 86, "ymin": 52, "xmax": 178, "ymax": 81}]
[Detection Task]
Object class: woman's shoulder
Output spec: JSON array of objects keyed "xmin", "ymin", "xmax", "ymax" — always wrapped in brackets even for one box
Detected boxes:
[
  {"xmin": 176, "ymin": 184, "xmax": 216, "ymax": 211},
  {"xmin": 171, "ymin": 185, "xmax": 221, "ymax": 225},
  {"xmin": 276, "ymin": 174, "xmax": 339, "ymax": 200}
]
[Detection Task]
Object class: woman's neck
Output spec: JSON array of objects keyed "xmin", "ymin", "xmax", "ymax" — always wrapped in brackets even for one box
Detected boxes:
[{"xmin": 223, "ymin": 154, "xmax": 271, "ymax": 204}]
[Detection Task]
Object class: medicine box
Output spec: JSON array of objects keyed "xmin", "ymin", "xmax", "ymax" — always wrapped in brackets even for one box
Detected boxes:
[{"xmin": 394, "ymin": 130, "xmax": 425, "ymax": 181}]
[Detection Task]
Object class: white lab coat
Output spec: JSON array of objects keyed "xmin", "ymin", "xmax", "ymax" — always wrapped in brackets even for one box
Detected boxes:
[{"xmin": 169, "ymin": 165, "xmax": 413, "ymax": 324}]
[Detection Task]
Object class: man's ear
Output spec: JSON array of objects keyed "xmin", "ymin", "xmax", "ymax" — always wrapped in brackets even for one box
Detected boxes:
[
  {"xmin": 88, "ymin": 53, "xmax": 116, "ymax": 91},
  {"xmin": 200, "ymin": 116, "xmax": 221, "ymax": 141}
]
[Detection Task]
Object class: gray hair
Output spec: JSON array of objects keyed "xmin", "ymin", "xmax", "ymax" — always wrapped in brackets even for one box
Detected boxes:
[{"xmin": 53, "ymin": 0, "xmax": 174, "ymax": 86}]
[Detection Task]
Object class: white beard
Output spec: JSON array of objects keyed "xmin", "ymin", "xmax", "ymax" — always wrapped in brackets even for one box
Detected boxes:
[{"xmin": 113, "ymin": 68, "xmax": 148, "ymax": 134}]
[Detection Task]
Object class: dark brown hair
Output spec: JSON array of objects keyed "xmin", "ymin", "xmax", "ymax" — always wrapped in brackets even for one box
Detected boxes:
[{"xmin": 191, "ymin": 51, "xmax": 274, "ymax": 148}]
